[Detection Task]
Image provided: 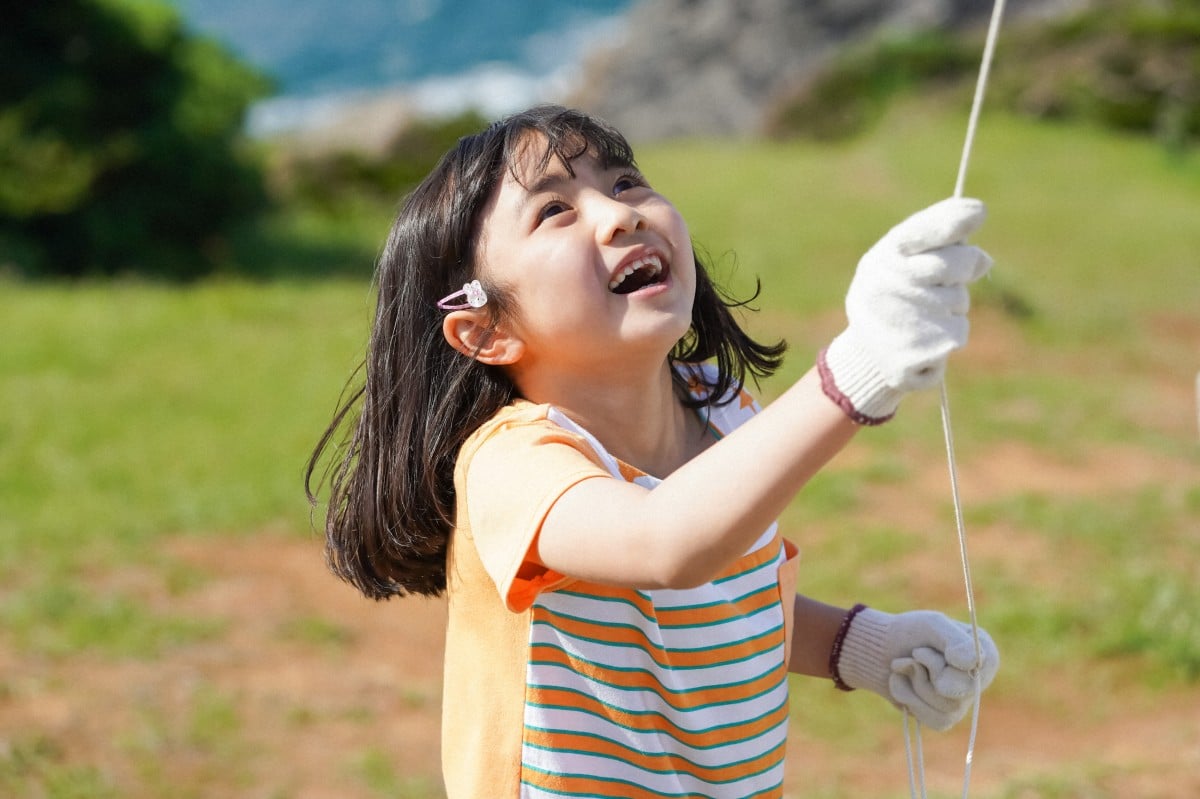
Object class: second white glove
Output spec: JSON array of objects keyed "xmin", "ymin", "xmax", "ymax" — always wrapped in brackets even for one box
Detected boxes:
[
  {"xmin": 833, "ymin": 606, "xmax": 1000, "ymax": 732},
  {"xmin": 820, "ymin": 197, "xmax": 993, "ymax": 424}
]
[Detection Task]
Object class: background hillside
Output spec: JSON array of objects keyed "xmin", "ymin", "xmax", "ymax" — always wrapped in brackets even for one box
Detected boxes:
[{"xmin": 572, "ymin": 0, "xmax": 1091, "ymax": 140}]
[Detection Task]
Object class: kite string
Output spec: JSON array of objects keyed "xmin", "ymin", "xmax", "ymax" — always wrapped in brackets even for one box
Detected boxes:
[
  {"xmin": 906, "ymin": 1, "xmax": 1008, "ymax": 797},
  {"xmin": 903, "ymin": 709, "xmax": 928, "ymax": 799},
  {"xmin": 955, "ymin": 0, "xmax": 1008, "ymax": 201},
  {"xmin": 937, "ymin": 383, "xmax": 985, "ymax": 799}
]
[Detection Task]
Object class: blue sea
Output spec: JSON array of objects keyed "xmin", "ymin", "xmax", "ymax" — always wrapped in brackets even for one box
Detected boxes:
[{"xmin": 168, "ymin": 0, "xmax": 635, "ymax": 134}]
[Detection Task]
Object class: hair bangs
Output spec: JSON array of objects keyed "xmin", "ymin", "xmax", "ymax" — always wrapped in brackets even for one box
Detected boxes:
[{"xmin": 500, "ymin": 107, "xmax": 637, "ymax": 188}]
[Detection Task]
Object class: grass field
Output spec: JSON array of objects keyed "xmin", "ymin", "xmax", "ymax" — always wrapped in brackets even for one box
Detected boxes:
[{"xmin": 2, "ymin": 105, "xmax": 1198, "ymax": 797}]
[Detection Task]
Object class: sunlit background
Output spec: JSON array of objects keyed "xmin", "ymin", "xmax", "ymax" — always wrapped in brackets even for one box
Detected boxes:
[{"xmin": 2, "ymin": 1, "xmax": 1198, "ymax": 797}]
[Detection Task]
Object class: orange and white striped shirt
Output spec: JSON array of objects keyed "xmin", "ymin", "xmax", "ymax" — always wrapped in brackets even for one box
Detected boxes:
[{"xmin": 443, "ymin": 366, "xmax": 800, "ymax": 798}]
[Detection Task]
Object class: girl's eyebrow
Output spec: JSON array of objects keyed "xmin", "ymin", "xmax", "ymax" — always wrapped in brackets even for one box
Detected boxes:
[
  {"xmin": 526, "ymin": 172, "xmax": 571, "ymax": 198},
  {"xmin": 514, "ymin": 171, "xmax": 573, "ymax": 215},
  {"xmin": 512, "ymin": 157, "xmax": 630, "ymax": 215}
]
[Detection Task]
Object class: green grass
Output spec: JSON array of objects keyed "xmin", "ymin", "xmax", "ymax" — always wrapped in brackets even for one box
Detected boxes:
[
  {"xmin": 3, "ymin": 582, "xmax": 225, "ymax": 657},
  {"xmin": 0, "ymin": 280, "xmax": 371, "ymax": 557},
  {"xmin": 1, "ymin": 104, "xmax": 1198, "ymax": 797},
  {"xmin": 0, "ymin": 737, "xmax": 120, "ymax": 799},
  {"xmin": 351, "ymin": 749, "xmax": 443, "ymax": 799},
  {"xmin": 970, "ymin": 486, "xmax": 1200, "ymax": 681}
]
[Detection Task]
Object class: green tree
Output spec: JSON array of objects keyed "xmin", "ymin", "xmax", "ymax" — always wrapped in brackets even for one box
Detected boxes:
[{"xmin": 0, "ymin": 0, "xmax": 272, "ymax": 278}]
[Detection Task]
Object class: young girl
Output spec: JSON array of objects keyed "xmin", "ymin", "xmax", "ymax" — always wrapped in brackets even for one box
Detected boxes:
[{"xmin": 309, "ymin": 105, "xmax": 999, "ymax": 799}]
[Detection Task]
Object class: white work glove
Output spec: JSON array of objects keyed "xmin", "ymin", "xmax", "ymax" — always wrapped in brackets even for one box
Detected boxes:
[
  {"xmin": 819, "ymin": 197, "xmax": 993, "ymax": 424},
  {"xmin": 833, "ymin": 606, "xmax": 1000, "ymax": 732}
]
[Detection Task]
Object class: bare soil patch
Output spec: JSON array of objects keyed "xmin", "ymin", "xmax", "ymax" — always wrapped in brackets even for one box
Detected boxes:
[{"xmin": 4, "ymin": 519, "xmax": 1198, "ymax": 798}]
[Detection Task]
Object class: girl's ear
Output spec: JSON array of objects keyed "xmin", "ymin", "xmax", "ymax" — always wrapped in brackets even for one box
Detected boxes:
[{"xmin": 442, "ymin": 311, "xmax": 524, "ymax": 366}]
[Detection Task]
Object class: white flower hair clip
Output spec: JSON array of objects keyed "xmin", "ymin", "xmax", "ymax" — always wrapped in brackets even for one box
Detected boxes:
[{"xmin": 436, "ymin": 279, "xmax": 488, "ymax": 310}]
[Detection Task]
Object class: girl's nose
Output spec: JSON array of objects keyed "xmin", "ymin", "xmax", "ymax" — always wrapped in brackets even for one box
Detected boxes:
[{"xmin": 595, "ymin": 195, "xmax": 646, "ymax": 242}]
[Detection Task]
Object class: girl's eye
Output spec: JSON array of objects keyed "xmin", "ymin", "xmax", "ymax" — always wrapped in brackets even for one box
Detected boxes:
[
  {"xmin": 613, "ymin": 174, "xmax": 646, "ymax": 195},
  {"xmin": 536, "ymin": 200, "xmax": 569, "ymax": 225}
]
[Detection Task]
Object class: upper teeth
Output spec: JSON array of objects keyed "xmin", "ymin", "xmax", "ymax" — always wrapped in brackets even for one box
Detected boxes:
[{"xmin": 609, "ymin": 255, "xmax": 663, "ymax": 291}]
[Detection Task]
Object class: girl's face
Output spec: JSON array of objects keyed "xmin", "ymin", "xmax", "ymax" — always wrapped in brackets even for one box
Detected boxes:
[{"xmin": 476, "ymin": 135, "xmax": 696, "ymax": 382}]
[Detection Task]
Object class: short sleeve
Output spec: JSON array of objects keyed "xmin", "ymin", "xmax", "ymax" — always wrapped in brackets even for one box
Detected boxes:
[{"xmin": 457, "ymin": 407, "xmax": 611, "ymax": 612}]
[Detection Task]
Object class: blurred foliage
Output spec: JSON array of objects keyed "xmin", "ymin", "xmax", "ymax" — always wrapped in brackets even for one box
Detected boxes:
[
  {"xmin": 996, "ymin": 0, "xmax": 1200, "ymax": 152},
  {"xmin": 272, "ymin": 110, "xmax": 489, "ymax": 210},
  {"xmin": 210, "ymin": 110, "xmax": 492, "ymax": 281},
  {"xmin": 0, "ymin": 0, "xmax": 272, "ymax": 278},
  {"xmin": 769, "ymin": 0, "xmax": 1200, "ymax": 151},
  {"xmin": 765, "ymin": 32, "xmax": 980, "ymax": 141}
]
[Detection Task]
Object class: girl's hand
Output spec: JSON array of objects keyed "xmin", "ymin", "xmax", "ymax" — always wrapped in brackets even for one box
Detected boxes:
[
  {"xmin": 833, "ymin": 606, "xmax": 1000, "ymax": 731},
  {"xmin": 819, "ymin": 197, "xmax": 993, "ymax": 425}
]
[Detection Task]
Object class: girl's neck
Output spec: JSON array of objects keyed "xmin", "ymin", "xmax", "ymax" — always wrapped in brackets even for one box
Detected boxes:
[{"xmin": 518, "ymin": 359, "xmax": 710, "ymax": 479}]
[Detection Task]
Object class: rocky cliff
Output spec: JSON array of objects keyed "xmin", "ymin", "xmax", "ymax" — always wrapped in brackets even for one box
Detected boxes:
[{"xmin": 570, "ymin": 0, "xmax": 1091, "ymax": 141}]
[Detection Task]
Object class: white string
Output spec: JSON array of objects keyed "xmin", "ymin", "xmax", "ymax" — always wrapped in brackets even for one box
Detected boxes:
[
  {"xmin": 905, "ymin": 1, "xmax": 1008, "ymax": 797},
  {"xmin": 954, "ymin": 0, "xmax": 1008, "ymax": 201},
  {"xmin": 902, "ymin": 709, "xmax": 928, "ymax": 799},
  {"xmin": 938, "ymin": 384, "xmax": 986, "ymax": 799}
]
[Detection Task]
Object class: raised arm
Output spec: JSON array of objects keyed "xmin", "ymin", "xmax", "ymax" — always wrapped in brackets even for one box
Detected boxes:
[
  {"xmin": 536, "ymin": 198, "xmax": 992, "ymax": 590},
  {"xmin": 537, "ymin": 366, "xmax": 855, "ymax": 588}
]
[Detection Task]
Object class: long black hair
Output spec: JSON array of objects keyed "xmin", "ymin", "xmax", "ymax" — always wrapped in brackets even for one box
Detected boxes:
[{"xmin": 306, "ymin": 105, "xmax": 786, "ymax": 600}]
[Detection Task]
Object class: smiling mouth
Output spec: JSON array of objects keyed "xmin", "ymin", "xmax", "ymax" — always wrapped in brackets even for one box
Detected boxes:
[{"xmin": 609, "ymin": 254, "xmax": 665, "ymax": 294}]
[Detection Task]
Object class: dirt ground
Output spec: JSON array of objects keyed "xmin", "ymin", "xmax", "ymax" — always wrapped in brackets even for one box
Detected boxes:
[{"xmin": 6, "ymin": 510, "xmax": 1198, "ymax": 798}]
